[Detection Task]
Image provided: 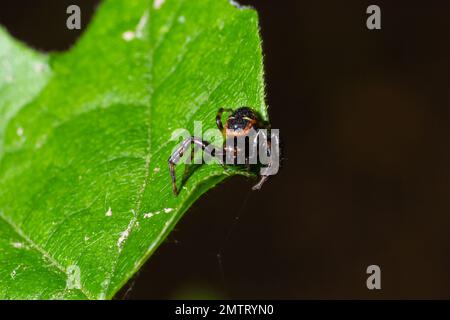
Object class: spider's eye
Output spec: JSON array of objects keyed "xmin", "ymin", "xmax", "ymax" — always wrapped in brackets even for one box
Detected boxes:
[{"xmin": 227, "ymin": 117, "xmax": 247, "ymax": 131}]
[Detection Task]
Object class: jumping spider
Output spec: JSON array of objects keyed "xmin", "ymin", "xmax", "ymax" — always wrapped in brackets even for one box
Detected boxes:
[{"xmin": 168, "ymin": 107, "xmax": 277, "ymax": 196}]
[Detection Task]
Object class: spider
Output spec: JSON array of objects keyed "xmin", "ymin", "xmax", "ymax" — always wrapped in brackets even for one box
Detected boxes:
[{"xmin": 168, "ymin": 107, "xmax": 278, "ymax": 195}]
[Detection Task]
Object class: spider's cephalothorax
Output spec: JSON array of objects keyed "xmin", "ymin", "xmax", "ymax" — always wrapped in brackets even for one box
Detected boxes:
[
  {"xmin": 169, "ymin": 107, "xmax": 276, "ymax": 195},
  {"xmin": 222, "ymin": 107, "xmax": 259, "ymax": 137}
]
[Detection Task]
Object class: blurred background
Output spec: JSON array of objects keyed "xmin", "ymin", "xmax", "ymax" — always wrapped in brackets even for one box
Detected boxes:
[{"xmin": 1, "ymin": 0, "xmax": 450, "ymax": 299}]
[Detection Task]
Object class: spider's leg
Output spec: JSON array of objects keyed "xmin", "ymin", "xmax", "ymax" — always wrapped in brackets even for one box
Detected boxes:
[
  {"xmin": 216, "ymin": 108, "xmax": 233, "ymax": 133},
  {"xmin": 169, "ymin": 161, "xmax": 178, "ymax": 195},
  {"xmin": 252, "ymin": 138, "xmax": 275, "ymax": 191},
  {"xmin": 252, "ymin": 175, "xmax": 270, "ymax": 191},
  {"xmin": 168, "ymin": 137, "xmax": 216, "ymax": 195}
]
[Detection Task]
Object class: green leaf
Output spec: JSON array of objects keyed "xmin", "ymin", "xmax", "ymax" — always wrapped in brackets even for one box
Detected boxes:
[{"xmin": 0, "ymin": 0, "xmax": 267, "ymax": 299}]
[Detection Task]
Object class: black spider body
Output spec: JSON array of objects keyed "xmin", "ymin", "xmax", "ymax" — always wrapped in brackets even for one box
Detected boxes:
[
  {"xmin": 169, "ymin": 107, "xmax": 276, "ymax": 195},
  {"xmin": 224, "ymin": 107, "xmax": 259, "ymax": 137}
]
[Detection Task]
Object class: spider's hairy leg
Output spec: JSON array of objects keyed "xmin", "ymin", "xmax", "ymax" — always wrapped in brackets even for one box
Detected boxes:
[
  {"xmin": 252, "ymin": 136, "xmax": 279, "ymax": 191},
  {"xmin": 168, "ymin": 137, "xmax": 219, "ymax": 196}
]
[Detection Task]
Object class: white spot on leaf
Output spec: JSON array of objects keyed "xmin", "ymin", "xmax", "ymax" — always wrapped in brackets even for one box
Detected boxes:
[
  {"xmin": 122, "ymin": 10, "xmax": 148, "ymax": 41},
  {"xmin": 136, "ymin": 11, "xmax": 149, "ymax": 39},
  {"xmin": 105, "ymin": 207, "xmax": 112, "ymax": 217},
  {"xmin": 163, "ymin": 208, "xmax": 174, "ymax": 213},
  {"xmin": 98, "ymin": 279, "xmax": 110, "ymax": 300},
  {"xmin": 154, "ymin": 0, "xmax": 165, "ymax": 9},
  {"xmin": 10, "ymin": 265, "xmax": 21, "ymax": 279},
  {"xmin": 117, "ymin": 210, "xmax": 138, "ymax": 251},
  {"xmin": 66, "ymin": 265, "xmax": 81, "ymax": 290},
  {"xmin": 16, "ymin": 127, "xmax": 24, "ymax": 137},
  {"xmin": 11, "ymin": 242, "xmax": 24, "ymax": 249},
  {"xmin": 122, "ymin": 31, "xmax": 135, "ymax": 41}
]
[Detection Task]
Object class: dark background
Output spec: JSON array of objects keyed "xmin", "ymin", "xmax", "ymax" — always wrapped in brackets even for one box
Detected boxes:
[{"xmin": 1, "ymin": 0, "xmax": 450, "ymax": 299}]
